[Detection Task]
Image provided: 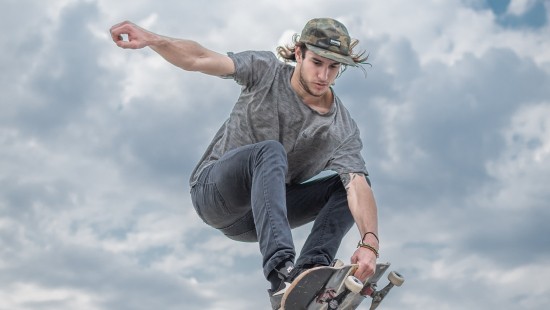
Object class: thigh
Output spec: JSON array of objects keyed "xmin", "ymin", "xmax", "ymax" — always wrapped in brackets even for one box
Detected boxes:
[
  {"xmin": 207, "ymin": 144, "xmax": 256, "ymax": 210},
  {"xmin": 191, "ymin": 144, "xmax": 258, "ymax": 228},
  {"xmin": 285, "ymin": 174, "xmax": 346, "ymax": 228}
]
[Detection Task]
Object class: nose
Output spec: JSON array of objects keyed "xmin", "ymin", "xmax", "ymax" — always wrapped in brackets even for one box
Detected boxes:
[{"xmin": 318, "ymin": 66, "xmax": 329, "ymax": 81}]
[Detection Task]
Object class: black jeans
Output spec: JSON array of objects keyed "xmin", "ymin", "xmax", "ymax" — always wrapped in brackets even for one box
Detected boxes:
[{"xmin": 190, "ymin": 140, "xmax": 354, "ymax": 278}]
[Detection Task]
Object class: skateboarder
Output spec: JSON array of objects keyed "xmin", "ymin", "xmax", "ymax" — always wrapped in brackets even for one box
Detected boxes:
[{"xmin": 110, "ymin": 17, "xmax": 380, "ymax": 309}]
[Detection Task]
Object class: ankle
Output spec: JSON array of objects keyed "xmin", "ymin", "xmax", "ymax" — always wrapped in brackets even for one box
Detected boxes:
[{"xmin": 268, "ymin": 260, "xmax": 294, "ymax": 291}]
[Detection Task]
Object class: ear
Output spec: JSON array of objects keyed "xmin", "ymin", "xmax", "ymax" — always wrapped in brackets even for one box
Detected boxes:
[{"xmin": 295, "ymin": 45, "xmax": 303, "ymax": 63}]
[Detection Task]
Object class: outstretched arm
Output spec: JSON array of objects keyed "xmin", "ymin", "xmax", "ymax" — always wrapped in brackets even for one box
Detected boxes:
[
  {"xmin": 109, "ymin": 21, "xmax": 235, "ymax": 76},
  {"xmin": 341, "ymin": 173, "xmax": 379, "ymax": 281}
]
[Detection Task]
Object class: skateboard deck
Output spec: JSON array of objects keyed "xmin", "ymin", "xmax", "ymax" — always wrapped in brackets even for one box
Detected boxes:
[{"xmin": 280, "ymin": 260, "xmax": 403, "ymax": 310}]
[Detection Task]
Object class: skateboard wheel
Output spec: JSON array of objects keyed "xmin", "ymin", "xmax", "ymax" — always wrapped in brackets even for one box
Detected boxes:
[
  {"xmin": 331, "ymin": 259, "xmax": 345, "ymax": 268},
  {"xmin": 344, "ymin": 275, "xmax": 363, "ymax": 294},
  {"xmin": 388, "ymin": 271, "xmax": 404, "ymax": 287}
]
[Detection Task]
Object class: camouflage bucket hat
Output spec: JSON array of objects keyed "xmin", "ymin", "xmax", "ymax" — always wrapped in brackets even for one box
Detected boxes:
[{"xmin": 299, "ymin": 18, "xmax": 357, "ymax": 66}]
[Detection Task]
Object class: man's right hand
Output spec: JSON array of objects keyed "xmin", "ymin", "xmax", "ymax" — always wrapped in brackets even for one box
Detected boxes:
[
  {"xmin": 110, "ymin": 21, "xmax": 155, "ymax": 49},
  {"xmin": 108, "ymin": 21, "xmax": 234, "ymax": 76}
]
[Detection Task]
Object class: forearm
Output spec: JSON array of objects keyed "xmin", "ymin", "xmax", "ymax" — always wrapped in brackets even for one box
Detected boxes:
[
  {"xmin": 343, "ymin": 173, "xmax": 379, "ymax": 248},
  {"xmin": 148, "ymin": 36, "xmax": 216, "ymax": 72}
]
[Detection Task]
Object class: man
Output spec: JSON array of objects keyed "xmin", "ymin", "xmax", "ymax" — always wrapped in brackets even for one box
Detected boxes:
[{"xmin": 110, "ymin": 17, "xmax": 380, "ymax": 309}]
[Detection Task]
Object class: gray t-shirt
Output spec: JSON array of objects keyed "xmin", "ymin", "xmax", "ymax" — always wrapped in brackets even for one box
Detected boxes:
[{"xmin": 189, "ymin": 51, "xmax": 368, "ymax": 186}]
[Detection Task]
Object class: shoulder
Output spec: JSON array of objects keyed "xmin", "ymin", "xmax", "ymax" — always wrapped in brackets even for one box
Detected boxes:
[
  {"xmin": 229, "ymin": 50, "xmax": 280, "ymax": 67},
  {"xmin": 333, "ymin": 95, "xmax": 360, "ymax": 133},
  {"xmin": 229, "ymin": 51, "xmax": 287, "ymax": 86}
]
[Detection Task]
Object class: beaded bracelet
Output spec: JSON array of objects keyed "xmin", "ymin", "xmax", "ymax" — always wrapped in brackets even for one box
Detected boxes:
[{"xmin": 357, "ymin": 241, "xmax": 380, "ymax": 258}]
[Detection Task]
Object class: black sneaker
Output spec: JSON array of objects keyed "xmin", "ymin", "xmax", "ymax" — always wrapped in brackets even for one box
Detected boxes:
[{"xmin": 267, "ymin": 261, "xmax": 298, "ymax": 309}]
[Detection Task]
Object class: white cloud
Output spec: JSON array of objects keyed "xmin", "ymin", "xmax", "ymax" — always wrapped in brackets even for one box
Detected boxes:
[
  {"xmin": 1, "ymin": 0, "xmax": 549, "ymax": 309},
  {"xmin": 507, "ymin": 0, "xmax": 538, "ymax": 15},
  {"xmin": 483, "ymin": 102, "xmax": 550, "ymax": 210},
  {"xmin": 0, "ymin": 283, "xmax": 100, "ymax": 310}
]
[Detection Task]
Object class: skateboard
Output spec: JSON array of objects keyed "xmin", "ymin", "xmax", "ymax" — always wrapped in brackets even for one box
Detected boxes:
[{"xmin": 280, "ymin": 260, "xmax": 404, "ymax": 310}]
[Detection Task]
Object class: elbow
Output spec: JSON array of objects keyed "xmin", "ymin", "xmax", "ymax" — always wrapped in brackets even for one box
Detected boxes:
[{"xmin": 365, "ymin": 175, "xmax": 372, "ymax": 187}]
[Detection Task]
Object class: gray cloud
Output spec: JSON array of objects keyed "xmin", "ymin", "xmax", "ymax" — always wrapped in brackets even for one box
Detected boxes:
[{"xmin": 1, "ymin": 0, "xmax": 549, "ymax": 309}]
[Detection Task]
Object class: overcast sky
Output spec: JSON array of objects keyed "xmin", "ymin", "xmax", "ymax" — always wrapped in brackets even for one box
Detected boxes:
[{"xmin": 1, "ymin": 0, "xmax": 549, "ymax": 309}]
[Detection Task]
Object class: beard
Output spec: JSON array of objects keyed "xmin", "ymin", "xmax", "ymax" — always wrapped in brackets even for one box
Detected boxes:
[{"xmin": 298, "ymin": 65, "xmax": 328, "ymax": 98}]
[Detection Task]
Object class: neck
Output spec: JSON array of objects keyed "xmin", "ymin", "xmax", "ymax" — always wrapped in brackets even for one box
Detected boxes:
[{"xmin": 290, "ymin": 71, "xmax": 334, "ymax": 114}]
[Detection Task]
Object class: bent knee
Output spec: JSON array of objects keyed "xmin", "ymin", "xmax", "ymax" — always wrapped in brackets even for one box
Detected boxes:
[
  {"xmin": 255, "ymin": 140, "xmax": 287, "ymax": 161},
  {"xmin": 258, "ymin": 140, "xmax": 285, "ymax": 154}
]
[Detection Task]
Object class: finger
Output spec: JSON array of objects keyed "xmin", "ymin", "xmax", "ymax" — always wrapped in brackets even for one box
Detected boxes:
[
  {"xmin": 111, "ymin": 34, "xmax": 129, "ymax": 48},
  {"xmin": 110, "ymin": 30, "xmax": 133, "ymax": 48},
  {"xmin": 109, "ymin": 20, "xmax": 131, "ymax": 34},
  {"xmin": 356, "ymin": 270, "xmax": 373, "ymax": 282},
  {"xmin": 354, "ymin": 264, "xmax": 366, "ymax": 279},
  {"xmin": 353, "ymin": 269, "xmax": 367, "ymax": 282},
  {"xmin": 116, "ymin": 40, "xmax": 134, "ymax": 49},
  {"xmin": 110, "ymin": 27, "xmax": 124, "ymax": 43},
  {"xmin": 109, "ymin": 22, "xmax": 133, "ymax": 42},
  {"xmin": 356, "ymin": 263, "xmax": 375, "ymax": 280}
]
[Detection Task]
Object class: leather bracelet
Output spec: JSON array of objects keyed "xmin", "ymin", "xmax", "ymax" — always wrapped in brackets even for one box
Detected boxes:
[
  {"xmin": 362, "ymin": 232, "xmax": 380, "ymax": 244},
  {"xmin": 357, "ymin": 241, "xmax": 379, "ymax": 258}
]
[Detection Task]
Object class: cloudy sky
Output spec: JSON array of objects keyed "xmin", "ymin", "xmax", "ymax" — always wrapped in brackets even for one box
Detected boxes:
[{"xmin": 1, "ymin": 0, "xmax": 549, "ymax": 309}]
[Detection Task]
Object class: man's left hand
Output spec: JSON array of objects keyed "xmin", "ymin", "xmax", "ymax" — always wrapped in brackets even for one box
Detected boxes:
[{"xmin": 351, "ymin": 246, "xmax": 377, "ymax": 281}]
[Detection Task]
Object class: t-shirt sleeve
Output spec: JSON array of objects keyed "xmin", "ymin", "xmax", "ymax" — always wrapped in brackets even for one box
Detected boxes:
[
  {"xmin": 226, "ymin": 51, "xmax": 279, "ymax": 87},
  {"xmin": 326, "ymin": 124, "xmax": 369, "ymax": 177}
]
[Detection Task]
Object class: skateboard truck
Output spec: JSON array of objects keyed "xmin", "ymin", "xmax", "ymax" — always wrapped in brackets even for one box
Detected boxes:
[
  {"xmin": 366, "ymin": 271, "xmax": 404, "ymax": 310},
  {"xmin": 321, "ymin": 270, "xmax": 404, "ymax": 310},
  {"xmin": 317, "ymin": 275, "xmax": 363, "ymax": 309}
]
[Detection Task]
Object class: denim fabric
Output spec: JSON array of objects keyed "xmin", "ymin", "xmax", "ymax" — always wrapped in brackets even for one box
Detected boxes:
[{"xmin": 190, "ymin": 140, "xmax": 354, "ymax": 278}]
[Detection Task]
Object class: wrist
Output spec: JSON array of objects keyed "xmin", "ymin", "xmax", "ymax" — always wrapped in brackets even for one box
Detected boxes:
[
  {"xmin": 357, "ymin": 241, "xmax": 379, "ymax": 258},
  {"xmin": 358, "ymin": 232, "xmax": 379, "ymax": 258},
  {"xmin": 361, "ymin": 232, "xmax": 379, "ymax": 247}
]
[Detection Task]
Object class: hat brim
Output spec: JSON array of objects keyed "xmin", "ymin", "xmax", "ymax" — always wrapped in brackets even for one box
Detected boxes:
[{"xmin": 305, "ymin": 43, "xmax": 357, "ymax": 67}]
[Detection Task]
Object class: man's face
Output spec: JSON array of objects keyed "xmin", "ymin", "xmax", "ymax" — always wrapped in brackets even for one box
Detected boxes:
[{"xmin": 296, "ymin": 48, "xmax": 341, "ymax": 98}]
